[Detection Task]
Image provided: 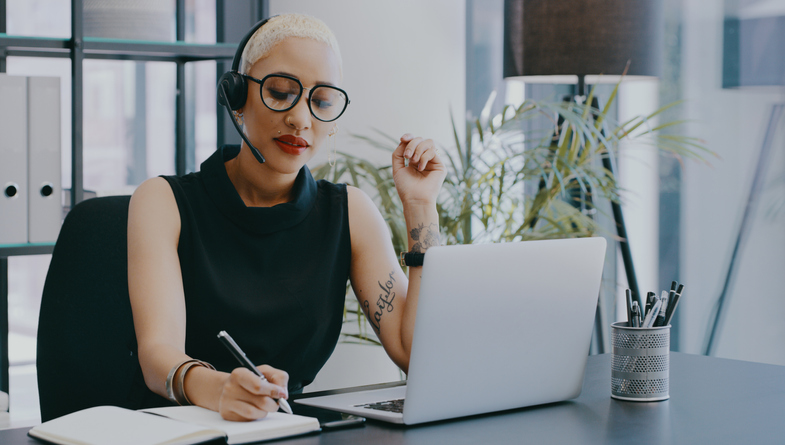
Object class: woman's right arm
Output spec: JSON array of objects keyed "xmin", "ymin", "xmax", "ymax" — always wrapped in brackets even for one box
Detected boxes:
[{"xmin": 128, "ymin": 177, "xmax": 287, "ymax": 420}]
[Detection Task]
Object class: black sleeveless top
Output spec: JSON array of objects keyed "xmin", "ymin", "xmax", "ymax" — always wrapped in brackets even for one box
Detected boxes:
[{"xmin": 161, "ymin": 145, "xmax": 351, "ymax": 392}]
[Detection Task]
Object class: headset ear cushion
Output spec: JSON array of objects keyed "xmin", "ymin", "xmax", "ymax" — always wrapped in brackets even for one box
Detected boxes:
[{"xmin": 217, "ymin": 72, "xmax": 248, "ymax": 111}]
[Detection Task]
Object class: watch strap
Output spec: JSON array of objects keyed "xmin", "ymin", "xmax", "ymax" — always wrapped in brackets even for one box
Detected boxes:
[{"xmin": 400, "ymin": 251, "xmax": 425, "ymax": 267}]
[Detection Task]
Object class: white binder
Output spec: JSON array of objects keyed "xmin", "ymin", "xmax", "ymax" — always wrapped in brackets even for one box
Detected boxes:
[
  {"xmin": 0, "ymin": 74, "xmax": 28, "ymax": 245},
  {"xmin": 27, "ymin": 76, "xmax": 62, "ymax": 243}
]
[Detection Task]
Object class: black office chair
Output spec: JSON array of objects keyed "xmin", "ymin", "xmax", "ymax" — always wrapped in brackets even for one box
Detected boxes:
[{"xmin": 36, "ymin": 195, "xmax": 168, "ymax": 421}]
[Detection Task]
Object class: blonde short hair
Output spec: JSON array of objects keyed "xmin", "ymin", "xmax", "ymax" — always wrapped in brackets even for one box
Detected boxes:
[{"xmin": 240, "ymin": 13, "xmax": 342, "ymax": 76}]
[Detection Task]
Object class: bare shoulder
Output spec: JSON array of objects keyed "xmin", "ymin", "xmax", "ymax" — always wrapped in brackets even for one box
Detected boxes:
[
  {"xmin": 128, "ymin": 177, "xmax": 180, "ymax": 238},
  {"xmin": 346, "ymin": 185, "xmax": 393, "ymax": 254},
  {"xmin": 131, "ymin": 176, "xmax": 172, "ymax": 199},
  {"xmin": 346, "ymin": 185, "xmax": 376, "ymax": 212},
  {"xmin": 346, "ymin": 185, "xmax": 385, "ymax": 228}
]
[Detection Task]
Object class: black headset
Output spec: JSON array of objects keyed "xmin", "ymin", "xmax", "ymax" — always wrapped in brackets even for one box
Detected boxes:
[{"xmin": 217, "ymin": 17, "xmax": 275, "ymax": 164}]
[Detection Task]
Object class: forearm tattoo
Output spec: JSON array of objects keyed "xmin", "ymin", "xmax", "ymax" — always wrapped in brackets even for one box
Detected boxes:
[
  {"xmin": 364, "ymin": 269, "xmax": 396, "ymax": 333},
  {"xmin": 409, "ymin": 222, "xmax": 440, "ymax": 253}
]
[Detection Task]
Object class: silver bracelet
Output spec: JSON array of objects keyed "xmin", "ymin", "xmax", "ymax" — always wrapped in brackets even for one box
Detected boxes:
[
  {"xmin": 176, "ymin": 360, "xmax": 215, "ymax": 406},
  {"xmin": 165, "ymin": 359, "xmax": 215, "ymax": 405},
  {"xmin": 165, "ymin": 359, "xmax": 192, "ymax": 404}
]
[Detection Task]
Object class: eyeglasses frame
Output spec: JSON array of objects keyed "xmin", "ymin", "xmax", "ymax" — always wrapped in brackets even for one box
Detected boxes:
[{"xmin": 240, "ymin": 73, "xmax": 350, "ymax": 122}]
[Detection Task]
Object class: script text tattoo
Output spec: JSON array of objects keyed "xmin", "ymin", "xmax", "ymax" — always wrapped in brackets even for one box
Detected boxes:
[{"xmin": 364, "ymin": 270, "xmax": 396, "ymax": 333}]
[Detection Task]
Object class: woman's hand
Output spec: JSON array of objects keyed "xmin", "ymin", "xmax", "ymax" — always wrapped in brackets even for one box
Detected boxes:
[
  {"xmin": 392, "ymin": 134, "xmax": 447, "ymax": 206},
  {"xmin": 216, "ymin": 365, "xmax": 289, "ymax": 421}
]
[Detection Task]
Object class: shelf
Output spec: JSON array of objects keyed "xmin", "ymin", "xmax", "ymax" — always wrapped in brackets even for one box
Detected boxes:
[
  {"xmin": 0, "ymin": 34, "xmax": 236, "ymax": 62},
  {"xmin": 0, "ymin": 243, "xmax": 56, "ymax": 257}
]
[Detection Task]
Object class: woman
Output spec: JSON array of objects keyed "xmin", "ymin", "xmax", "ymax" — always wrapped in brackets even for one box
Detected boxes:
[{"xmin": 127, "ymin": 13, "xmax": 445, "ymax": 421}]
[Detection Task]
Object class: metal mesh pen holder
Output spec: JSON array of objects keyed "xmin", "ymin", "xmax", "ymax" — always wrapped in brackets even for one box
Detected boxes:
[{"xmin": 611, "ymin": 321, "xmax": 670, "ymax": 401}]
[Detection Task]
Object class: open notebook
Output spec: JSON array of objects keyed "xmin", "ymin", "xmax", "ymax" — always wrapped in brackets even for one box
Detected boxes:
[{"xmin": 28, "ymin": 405, "xmax": 320, "ymax": 445}]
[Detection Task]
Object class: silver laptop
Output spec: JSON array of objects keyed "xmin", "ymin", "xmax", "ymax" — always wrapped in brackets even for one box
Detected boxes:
[{"xmin": 296, "ymin": 237, "xmax": 607, "ymax": 425}]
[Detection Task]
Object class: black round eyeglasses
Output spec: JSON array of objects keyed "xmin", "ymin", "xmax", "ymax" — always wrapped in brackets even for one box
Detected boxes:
[{"xmin": 241, "ymin": 73, "xmax": 350, "ymax": 122}]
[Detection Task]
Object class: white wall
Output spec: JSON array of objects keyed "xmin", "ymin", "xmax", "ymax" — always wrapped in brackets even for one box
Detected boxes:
[
  {"xmin": 681, "ymin": 0, "xmax": 785, "ymax": 364},
  {"xmin": 270, "ymin": 0, "xmax": 466, "ymax": 166},
  {"xmin": 268, "ymin": 0, "xmax": 467, "ymax": 390}
]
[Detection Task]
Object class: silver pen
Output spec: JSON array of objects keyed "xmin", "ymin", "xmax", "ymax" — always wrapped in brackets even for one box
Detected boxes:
[
  {"xmin": 631, "ymin": 301, "xmax": 641, "ymax": 328},
  {"xmin": 655, "ymin": 290, "xmax": 669, "ymax": 327},
  {"xmin": 217, "ymin": 330, "xmax": 293, "ymax": 414},
  {"xmin": 643, "ymin": 299, "xmax": 662, "ymax": 328}
]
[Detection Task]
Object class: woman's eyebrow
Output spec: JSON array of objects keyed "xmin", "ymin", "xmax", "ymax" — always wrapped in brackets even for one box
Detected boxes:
[{"xmin": 270, "ymin": 71, "xmax": 336, "ymax": 87}]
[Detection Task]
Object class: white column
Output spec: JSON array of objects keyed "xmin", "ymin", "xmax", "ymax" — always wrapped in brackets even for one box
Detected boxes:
[{"xmin": 615, "ymin": 80, "xmax": 660, "ymax": 322}]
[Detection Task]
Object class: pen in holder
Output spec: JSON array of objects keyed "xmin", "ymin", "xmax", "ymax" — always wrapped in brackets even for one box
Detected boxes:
[{"xmin": 610, "ymin": 321, "xmax": 670, "ymax": 401}]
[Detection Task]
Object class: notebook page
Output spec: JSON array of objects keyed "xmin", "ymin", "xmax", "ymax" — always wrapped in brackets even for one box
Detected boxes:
[
  {"xmin": 143, "ymin": 406, "xmax": 320, "ymax": 444},
  {"xmin": 28, "ymin": 406, "xmax": 223, "ymax": 445}
]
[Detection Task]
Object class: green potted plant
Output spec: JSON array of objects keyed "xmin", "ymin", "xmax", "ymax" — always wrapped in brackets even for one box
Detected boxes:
[{"xmin": 312, "ymin": 82, "xmax": 712, "ymax": 344}]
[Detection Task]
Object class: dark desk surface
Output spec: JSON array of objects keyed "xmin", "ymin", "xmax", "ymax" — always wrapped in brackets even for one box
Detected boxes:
[{"xmin": 3, "ymin": 352, "xmax": 785, "ymax": 445}]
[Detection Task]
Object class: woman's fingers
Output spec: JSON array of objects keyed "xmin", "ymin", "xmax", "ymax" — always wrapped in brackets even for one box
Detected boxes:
[
  {"xmin": 251, "ymin": 394, "xmax": 281, "ymax": 413},
  {"xmin": 218, "ymin": 368, "xmax": 284, "ymax": 421},
  {"xmin": 409, "ymin": 140, "xmax": 439, "ymax": 171},
  {"xmin": 397, "ymin": 135, "xmax": 440, "ymax": 170},
  {"xmin": 392, "ymin": 135, "xmax": 412, "ymax": 174},
  {"xmin": 232, "ymin": 368, "xmax": 286, "ymax": 399},
  {"xmin": 392, "ymin": 132, "xmax": 446, "ymax": 205},
  {"xmin": 403, "ymin": 137, "xmax": 424, "ymax": 160},
  {"xmin": 393, "ymin": 133, "xmax": 444, "ymax": 180},
  {"xmin": 258, "ymin": 365, "xmax": 289, "ymax": 399},
  {"xmin": 417, "ymin": 144, "xmax": 439, "ymax": 171}
]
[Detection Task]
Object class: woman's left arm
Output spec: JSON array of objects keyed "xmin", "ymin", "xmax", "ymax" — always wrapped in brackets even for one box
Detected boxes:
[{"xmin": 348, "ymin": 134, "xmax": 446, "ymax": 373}]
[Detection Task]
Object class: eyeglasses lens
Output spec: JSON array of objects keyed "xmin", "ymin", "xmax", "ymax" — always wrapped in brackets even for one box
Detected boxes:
[
  {"xmin": 261, "ymin": 76, "xmax": 347, "ymax": 122},
  {"xmin": 261, "ymin": 76, "xmax": 300, "ymax": 111},
  {"xmin": 309, "ymin": 86, "xmax": 347, "ymax": 121}
]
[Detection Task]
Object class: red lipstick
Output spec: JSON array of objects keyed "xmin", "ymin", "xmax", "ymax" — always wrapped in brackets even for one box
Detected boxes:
[{"xmin": 274, "ymin": 134, "xmax": 309, "ymax": 155}]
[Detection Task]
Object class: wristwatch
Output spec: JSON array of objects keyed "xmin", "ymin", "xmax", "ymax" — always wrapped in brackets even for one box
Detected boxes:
[{"xmin": 400, "ymin": 251, "xmax": 425, "ymax": 267}]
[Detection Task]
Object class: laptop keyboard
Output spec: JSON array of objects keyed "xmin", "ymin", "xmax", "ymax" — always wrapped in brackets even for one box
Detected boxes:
[{"xmin": 354, "ymin": 398, "xmax": 405, "ymax": 413}]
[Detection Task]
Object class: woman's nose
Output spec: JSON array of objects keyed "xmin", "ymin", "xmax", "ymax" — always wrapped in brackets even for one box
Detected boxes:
[{"xmin": 286, "ymin": 94, "xmax": 312, "ymax": 130}]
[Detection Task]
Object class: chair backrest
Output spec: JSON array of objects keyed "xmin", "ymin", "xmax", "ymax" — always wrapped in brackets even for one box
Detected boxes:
[{"xmin": 36, "ymin": 195, "xmax": 167, "ymax": 421}]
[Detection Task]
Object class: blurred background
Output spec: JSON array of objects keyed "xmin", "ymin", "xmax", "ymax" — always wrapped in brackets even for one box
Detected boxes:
[{"xmin": 2, "ymin": 0, "xmax": 783, "ymax": 427}]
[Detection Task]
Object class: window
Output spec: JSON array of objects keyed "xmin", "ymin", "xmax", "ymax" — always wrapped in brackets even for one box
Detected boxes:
[{"xmin": 2, "ymin": 0, "xmax": 219, "ymax": 426}]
